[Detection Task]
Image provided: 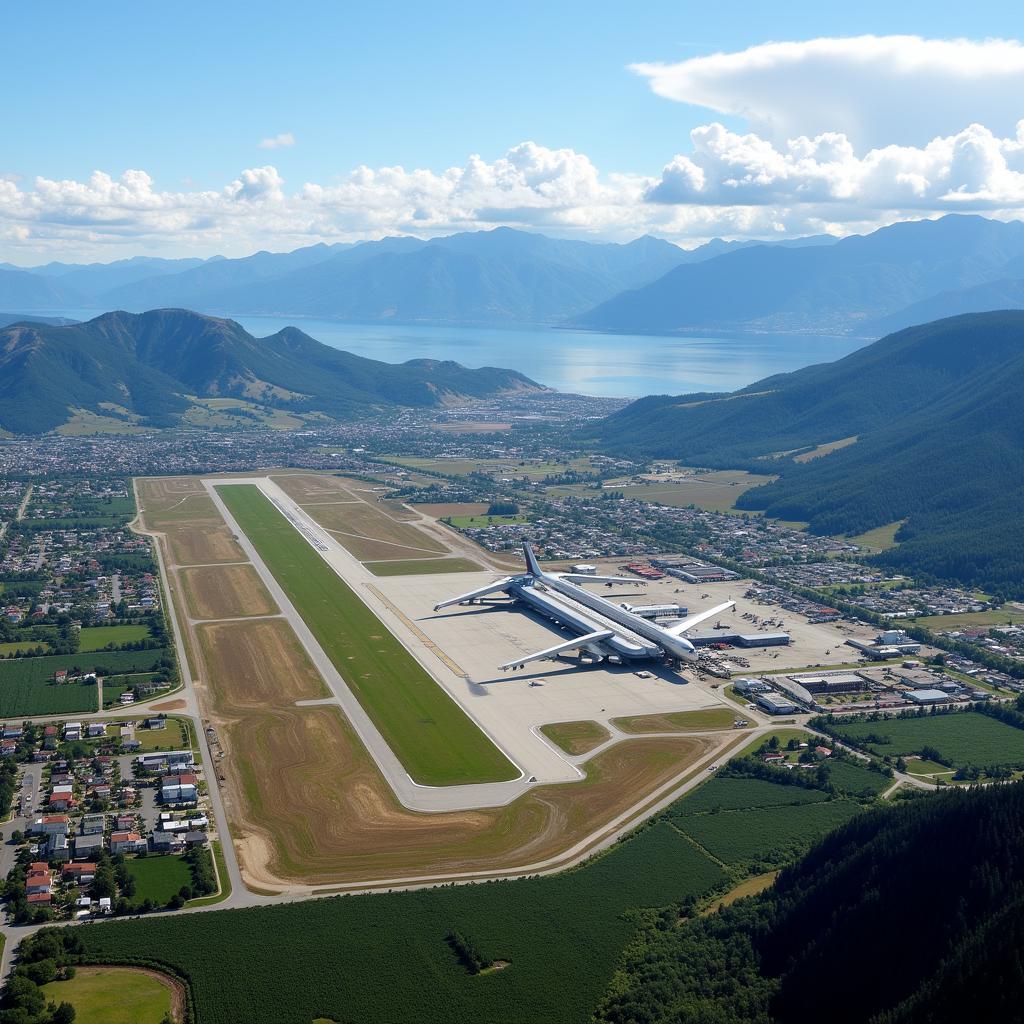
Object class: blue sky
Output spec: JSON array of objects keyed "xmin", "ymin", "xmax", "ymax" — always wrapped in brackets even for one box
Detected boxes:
[{"xmin": 4, "ymin": 0, "xmax": 1024, "ymax": 260}]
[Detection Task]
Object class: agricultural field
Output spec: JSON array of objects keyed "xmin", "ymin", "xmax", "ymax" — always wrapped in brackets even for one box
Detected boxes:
[
  {"xmin": 126, "ymin": 854, "xmax": 194, "ymax": 905},
  {"xmin": 846, "ymin": 520, "xmax": 903, "ymax": 552},
  {"xmin": 364, "ymin": 557, "xmax": 481, "ymax": 576},
  {"xmin": 178, "ymin": 563, "xmax": 279, "ymax": 620},
  {"xmin": 910, "ymin": 607, "xmax": 1024, "ymax": 630},
  {"xmin": 609, "ymin": 470, "xmax": 773, "ymax": 513},
  {"xmin": 826, "ymin": 711, "xmax": 1024, "ymax": 770},
  {"xmin": 215, "ymin": 484, "xmax": 515, "ymax": 787},
  {"xmin": 0, "ymin": 640, "xmax": 51, "ymax": 656},
  {"xmin": 673, "ymin": 800, "xmax": 862, "ymax": 866},
  {"xmin": 612, "ymin": 706, "xmax": 740, "ymax": 734},
  {"xmin": 447, "ymin": 514, "xmax": 529, "ymax": 527},
  {"xmin": 41, "ymin": 967, "xmax": 177, "ymax": 1024},
  {"xmin": 75, "ymin": 820, "xmax": 727, "ymax": 1024},
  {"xmin": 0, "ymin": 649, "xmax": 170, "ymax": 716},
  {"xmin": 540, "ymin": 720, "xmax": 610, "ymax": 755},
  {"xmin": 137, "ymin": 476, "xmax": 246, "ymax": 566},
  {"xmin": 78, "ymin": 624, "xmax": 152, "ymax": 651},
  {"xmin": 667, "ymin": 777, "xmax": 830, "ymax": 817},
  {"xmin": 825, "ymin": 759, "xmax": 893, "ymax": 795}
]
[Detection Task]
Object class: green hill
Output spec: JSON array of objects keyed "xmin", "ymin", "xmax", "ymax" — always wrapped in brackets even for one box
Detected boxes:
[
  {"xmin": 0, "ymin": 308, "xmax": 545, "ymax": 434},
  {"xmin": 594, "ymin": 782, "xmax": 1024, "ymax": 1024},
  {"xmin": 581, "ymin": 311, "xmax": 1024, "ymax": 593}
]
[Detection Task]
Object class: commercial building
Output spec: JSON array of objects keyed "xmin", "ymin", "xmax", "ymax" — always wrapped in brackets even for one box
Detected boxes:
[
  {"xmin": 756, "ymin": 692, "xmax": 799, "ymax": 715},
  {"xmin": 733, "ymin": 677, "xmax": 773, "ymax": 695},
  {"xmin": 652, "ymin": 560, "xmax": 740, "ymax": 584},
  {"xmin": 905, "ymin": 688, "xmax": 954, "ymax": 705},
  {"xmin": 688, "ymin": 630, "xmax": 791, "ymax": 648},
  {"xmin": 787, "ymin": 670, "xmax": 866, "ymax": 694}
]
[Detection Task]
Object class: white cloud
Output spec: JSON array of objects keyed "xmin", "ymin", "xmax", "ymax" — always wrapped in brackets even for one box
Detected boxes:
[
  {"xmin": 647, "ymin": 121, "xmax": 1024, "ymax": 209},
  {"xmin": 5, "ymin": 128, "xmax": 1024, "ymax": 262},
  {"xmin": 259, "ymin": 132, "xmax": 295, "ymax": 150},
  {"xmin": 633, "ymin": 36, "xmax": 1024, "ymax": 149}
]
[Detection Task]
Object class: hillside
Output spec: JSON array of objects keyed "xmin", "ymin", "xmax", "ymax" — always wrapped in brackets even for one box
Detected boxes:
[
  {"xmin": 0, "ymin": 308, "xmax": 545, "ymax": 434},
  {"xmin": 594, "ymin": 782, "xmax": 1024, "ymax": 1024},
  {"xmin": 571, "ymin": 214, "xmax": 1024, "ymax": 335},
  {"xmin": 581, "ymin": 312, "xmax": 1024, "ymax": 593}
]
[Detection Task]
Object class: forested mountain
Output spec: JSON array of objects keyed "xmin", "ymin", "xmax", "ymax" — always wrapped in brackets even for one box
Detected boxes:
[
  {"xmin": 594, "ymin": 783, "xmax": 1024, "ymax": 1024},
  {"xmin": 31, "ymin": 254, "xmax": 210, "ymax": 297},
  {"xmin": 0, "ymin": 308, "xmax": 544, "ymax": 434},
  {"xmin": 865, "ymin": 276, "xmax": 1024, "ymax": 335},
  {"xmin": 571, "ymin": 214, "xmax": 1024, "ymax": 335},
  {"xmin": 581, "ymin": 312, "xmax": 1024, "ymax": 593}
]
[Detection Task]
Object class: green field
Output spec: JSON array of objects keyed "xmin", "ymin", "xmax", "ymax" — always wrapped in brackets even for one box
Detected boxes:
[
  {"xmin": 74, "ymin": 820, "xmax": 726, "ymax": 1024},
  {"xmin": 825, "ymin": 759, "xmax": 893, "ymax": 795},
  {"xmin": 0, "ymin": 640, "xmax": 51, "ymax": 656},
  {"xmin": 674, "ymin": 800, "xmax": 863, "ymax": 866},
  {"xmin": 910, "ymin": 608, "xmax": 1024, "ymax": 630},
  {"xmin": 216, "ymin": 484, "xmax": 516, "ymax": 786},
  {"xmin": 364, "ymin": 557, "xmax": 481, "ymax": 576},
  {"xmin": 0, "ymin": 649, "xmax": 171, "ymax": 717},
  {"xmin": 847, "ymin": 520, "xmax": 903, "ymax": 552},
  {"xmin": 68, "ymin": 754, "xmax": 875, "ymax": 1024},
  {"xmin": 127, "ymin": 855, "xmax": 194, "ymax": 906},
  {"xmin": 666, "ymin": 777, "xmax": 830, "ymax": 818},
  {"xmin": 826, "ymin": 711, "xmax": 1024, "ymax": 770},
  {"xmin": 448, "ymin": 514, "xmax": 529, "ymax": 528},
  {"xmin": 79, "ymin": 624, "xmax": 152, "ymax": 651},
  {"xmin": 41, "ymin": 967, "xmax": 173, "ymax": 1024}
]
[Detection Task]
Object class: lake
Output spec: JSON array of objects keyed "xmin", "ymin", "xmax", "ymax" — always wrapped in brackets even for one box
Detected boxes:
[
  {"xmin": 228, "ymin": 316, "xmax": 866, "ymax": 398},
  {"xmin": 43, "ymin": 309, "xmax": 866, "ymax": 398}
]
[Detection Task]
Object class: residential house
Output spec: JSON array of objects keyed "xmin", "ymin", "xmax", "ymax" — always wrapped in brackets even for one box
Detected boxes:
[
  {"xmin": 110, "ymin": 831, "xmax": 144, "ymax": 855},
  {"xmin": 63, "ymin": 862, "xmax": 97, "ymax": 886},
  {"xmin": 33, "ymin": 815, "xmax": 69, "ymax": 837},
  {"xmin": 160, "ymin": 773, "xmax": 198, "ymax": 804},
  {"xmin": 26, "ymin": 862, "xmax": 52, "ymax": 894}
]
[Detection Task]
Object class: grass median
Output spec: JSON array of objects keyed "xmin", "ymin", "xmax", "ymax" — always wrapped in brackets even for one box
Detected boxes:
[{"xmin": 216, "ymin": 484, "xmax": 517, "ymax": 786}]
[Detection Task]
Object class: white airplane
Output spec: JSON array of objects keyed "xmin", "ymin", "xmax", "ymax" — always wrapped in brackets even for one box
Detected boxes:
[{"xmin": 433, "ymin": 542, "xmax": 734, "ymax": 671}]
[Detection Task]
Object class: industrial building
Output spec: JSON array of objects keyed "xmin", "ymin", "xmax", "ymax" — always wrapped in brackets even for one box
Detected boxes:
[
  {"xmin": 905, "ymin": 688, "xmax": 953, "ymax": 705},
  {"xmin": 688, "ymin": 629, "xmax": 791, "ymax": 648},
  {"xmin": 787, "ymin": 670, "xmax": 866, "ymax": 694},
  {"xmin": 651, "ymin": 560, "xmax": 740, "ymax": 584},
  {"xmin": 756, "ymin": 692, "xmax": 799, "ymax": 715},
  {"xmin": 846, "ymin": 629, "xmax": 921, "ymax": 661},
  {"xmin": 733, "ymin": 677, "xmax": 773, "ymax": 695}
]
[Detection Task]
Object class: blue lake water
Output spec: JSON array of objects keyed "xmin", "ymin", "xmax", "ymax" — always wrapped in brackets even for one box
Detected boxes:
[
  {"xmin": 228, "ymin": 316, "xmax": 866, "ymax": 398},
  {"xmin": 44, "ymin": 309, "xmax": 866, "ymax": 398}
]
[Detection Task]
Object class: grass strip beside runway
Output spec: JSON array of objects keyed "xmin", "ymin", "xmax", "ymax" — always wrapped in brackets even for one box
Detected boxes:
[{"xmin": 216, "ymin": 484, "xmax": 517, "ymax": 786}]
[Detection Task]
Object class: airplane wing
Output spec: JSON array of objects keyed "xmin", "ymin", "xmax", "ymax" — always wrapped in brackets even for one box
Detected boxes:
[
  {"xmin": 499, "ymin": 629, "xmax": 614, "ymax": 671},
  {"xmin": 559, "ymin": 574, "xmax": 647, "ymax": 585},
  {"xmin": 433, "ymin": 577, "xmax": 515, "ymax": 612},
  {"xmin": 664, "ymin": 601, "xmax": 736, "ymax": 636}
]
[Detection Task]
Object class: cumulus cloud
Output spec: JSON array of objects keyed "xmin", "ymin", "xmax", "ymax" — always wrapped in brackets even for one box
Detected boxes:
[
  {"xmin": 259, "ymin": 132, "xmax": 295, "ymax": 150},
  {"xmin": 5, "ymin": 129, "xmax": 1024, "ymax": 262},
  {"xmin": 647, "ymin": 121, "xmax": 1024, "ymax": 209},
  {"xmin": 633, "ymin": 36, "xmax": 1024, "ymax": 149}
]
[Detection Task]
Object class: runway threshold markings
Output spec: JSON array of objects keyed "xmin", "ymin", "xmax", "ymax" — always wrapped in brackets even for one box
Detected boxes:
[{"xmin": 215, "ymin": 484, "xmax": 518, "ymax": 787}]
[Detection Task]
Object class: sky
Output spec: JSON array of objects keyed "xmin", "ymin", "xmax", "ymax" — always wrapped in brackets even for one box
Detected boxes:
[{"xmin": 5, "ymin": 0, "xmax": 1024, "ymax": 262}]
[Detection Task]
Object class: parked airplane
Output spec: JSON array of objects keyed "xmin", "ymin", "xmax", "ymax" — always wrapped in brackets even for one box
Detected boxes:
[{"xmin": 433, "ymin": 542, "xmax": 734, "ymax": 670}]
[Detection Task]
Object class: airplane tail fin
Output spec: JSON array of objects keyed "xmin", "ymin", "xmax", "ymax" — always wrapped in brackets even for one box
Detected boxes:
[{"xmin": 523, "ymin": 541, "xmax": 542, "ymax": 577}]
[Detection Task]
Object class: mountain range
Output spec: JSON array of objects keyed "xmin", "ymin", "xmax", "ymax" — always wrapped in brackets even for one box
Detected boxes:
[
  {"xmin": 0, "ymin": 227, "xmax": 835, "ymax": 327},
  {"xmin": 0, "ymin": 308, "xmax": 544, "ymax": 435},
  {"xmin": 571, "ymin": 214, "xmax": 1024, "ymax": 336},
  {"xmin": 581, "ymin": 310, "xmax": 1024, "ymax": 594}
]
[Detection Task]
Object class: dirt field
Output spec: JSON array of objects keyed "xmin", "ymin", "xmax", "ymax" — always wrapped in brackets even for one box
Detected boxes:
[
  {"xmin": 179, "ymin": 564, "xmax": 279, "ymax": 620},
  {"xmin": 196, "ymin": 619, "xmax": 330, "ymax": 710},
  {"xmin": 226, "ymin": 701, "xmax": 717, "ymax": 887},
  {"xmin": 297, "ymin": 501, "xmax": 447, "ymax": 553},
  {"xmin": 138, "ymin": 477, "xmax": 247, "ymax": 565}
]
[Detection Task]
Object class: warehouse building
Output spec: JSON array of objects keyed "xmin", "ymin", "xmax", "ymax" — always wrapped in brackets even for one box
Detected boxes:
[
  {"xmin": 787, "ymin": 670, "xmax": 866, "ymax": 694},
  {"xmin": 905, "ymin": 688, "xmax": 953, "ymax": 705},
  {"xmin": 689, "ymin": 630, "xmax": 791, "ymax": 648},
  {"xmin": 733, "ymin": 677, "xmax": 773, "ymax": 695},
  {"xmin": 756, "ymin": 692, "xmax": 799, "ymax": 715}
]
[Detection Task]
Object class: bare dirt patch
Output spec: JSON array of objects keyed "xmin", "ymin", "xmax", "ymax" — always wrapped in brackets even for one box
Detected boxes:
[
  {"xmin": 197, "ymin": 619, "xmax": 330, "ymax": 710},
  {"xmin": 179, "ymin": 563, "xmax": 279, "ymax": 620},
  {"xmin": 225, "ymin": 702, "xmax": 714, "ymax": 888}
]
